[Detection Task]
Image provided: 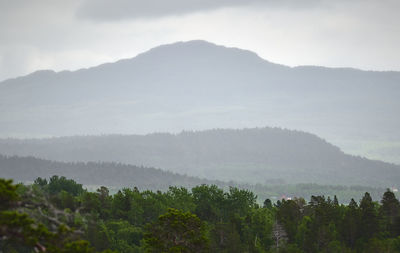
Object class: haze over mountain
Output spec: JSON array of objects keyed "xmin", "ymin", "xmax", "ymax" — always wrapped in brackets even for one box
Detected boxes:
[
  {"xmin": 0, "ymin": 40, "xmax": 399, "ymax": 163},
  {"xmin": 0, "ymin": 154, "xmax": 218, "ymax": 190},
  {"xmin": 1, "ymin": 127, "xmax": 399, "ymax": 187},
  {"xmin": 0, "ymin": 153, "xmax": 388, "ymax": 204}
]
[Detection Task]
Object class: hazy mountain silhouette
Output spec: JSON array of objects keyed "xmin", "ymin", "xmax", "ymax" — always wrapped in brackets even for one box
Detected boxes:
[
  {"xmin": 1, "ymin": 127, "xmax": 399, "ymax": 187},
  {"xmin": 0, "ymin": 154, "xmax": 220, "ymax": 190},
  {"xmin": 0, "ymin": 40, "xmax": 399, "ymax": 163},
  {"xmin": 0, "ymin": 153, "xmax": 389, "ymax": 203}
]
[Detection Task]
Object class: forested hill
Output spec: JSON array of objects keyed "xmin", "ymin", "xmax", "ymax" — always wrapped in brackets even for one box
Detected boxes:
[
  {"xmin": 0, "ymin": 154, "xmax": 221, "ymax": 190},
  {"xmin": 0, "ymin": 154, "xmax": 388, "ymax": 203},
  {"xmin": 1, "ymin": 127, "xmax": 399, "ymax": 187}
]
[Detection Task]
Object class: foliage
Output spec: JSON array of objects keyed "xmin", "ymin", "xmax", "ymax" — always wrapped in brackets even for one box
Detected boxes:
[
  {"xmin": 0, "ymin": 178, "xmax": 90, "ymax": 252},
  {"xmin": 143, "ymin": 208, "xmax": 209, "ymax": 252},
  {"xmin": 3, "ymin": 176, "xmax": 400, "ymax": 252}
]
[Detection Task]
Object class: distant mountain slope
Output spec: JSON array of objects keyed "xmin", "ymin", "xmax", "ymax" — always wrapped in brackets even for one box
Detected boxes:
[
  {"xmin": 0, "ymin": 154, "xmax": 220, "ymax": 190},
  {"xmin": 1, "ymin": 127, "xmax": 399, "ymax": 187},
  {"xmin": 0, "ymin": 154, "xmax": 389, "ymax": 203},
  {"xmin": 0, "ymin": 40, "xmax": 399, "ymax": 163}
]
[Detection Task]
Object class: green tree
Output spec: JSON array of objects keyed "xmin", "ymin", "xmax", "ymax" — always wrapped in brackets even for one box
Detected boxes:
[
  {"xmin": 192, "ymin": 185, "xmax": 226, "ymax": 223},
  {"xmin": 380, "ymin": 189, "xmax": 400, "ymax": 236},
  {"xmin": 97, "ymin": 186, "xmax": 112, "ymax": 219},
  {"xmin": 263, "ymin": 199, "xmax": 273, "ymax": 209},
  {"xmin": 144, "ymin": 208, "xmax": 209, "ymax": 253},
  {"xmin": 277, "ymin": 199, "xmax": 302, "ymax": 242},
  {"xmin": 210, "ymin": 222, "xmax": 243, "ymax": 253},
  {"xmin": 295, "ymin": 216, "xmax": 313, "ymax": 252},
  {"xmin": 226, "ymin": 187, "xmax": 257, "ymax": 218},
  {"xmin": 359, "ymin": 192, "xmax": 379, "ymax": 240},
  {"xmin": 247, "ymin": 208, "xmax": 274, "ymax": 252},
  {"xmin": 61, "ymin": 240, "xmax": 95, "ymax": 253},
  {"xmin": 0, "ymin": 178, "xmax": 94, "ymax": 252},
  {"xmin": 0, "ymin": 178, "xmax": 19, "ymax": 210},
  {"xmin": 34, "ymin": 177, "xmax": 48, "ymax": 187},
  {"xmin": 48, "ymin": 175, "xmax": 84, "ymax": 196},
  {"xmin": 106, "ymin": 220, "xmax": 142, "ymax": 251},
  {"xmin": 341, "ymin": 198, "xmax": 360, "ymax": 248},
  {"xmin": 167, "ymin": 186, "xmax": 196, "ymax": 213}
]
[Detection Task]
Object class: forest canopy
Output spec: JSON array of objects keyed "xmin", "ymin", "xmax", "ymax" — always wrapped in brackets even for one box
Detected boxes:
[{"xmin": 2, "ymin": 176, "xmax": 400, "ymax": 252}]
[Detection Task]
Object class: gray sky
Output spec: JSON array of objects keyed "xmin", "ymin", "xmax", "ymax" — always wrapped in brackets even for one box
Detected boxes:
[{"xmin": 0, "ymin": 0, "xmax": 399, "ymax": 81}]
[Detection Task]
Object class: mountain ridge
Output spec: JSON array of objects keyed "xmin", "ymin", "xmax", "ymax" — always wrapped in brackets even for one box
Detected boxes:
[
  {"xmin": 0, "ymin": 40, "xmax": 399, "ymax": 164},
  {"xmin": 3, "ymin": 40, "xmax": 398, "ymax": 85},
  {"xmin": 1, "ymin": 127, "xmax": 399, "ymax": 187},
  {"xmin": 0, "ymin": 153, "xmax": 391, "ymax": 204},
  {"xmin": 0, "ymin": 153, "xmax": 220, "ymax": 190}
]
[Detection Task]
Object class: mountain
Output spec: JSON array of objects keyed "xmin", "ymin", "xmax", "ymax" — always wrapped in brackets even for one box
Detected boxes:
[
  {"xmin": 0, "ymin": 40, "xmax": 399, "ymax": 163},
  {"xmin": 1, "ymin": 127, "xmax": 399, "ymax": 187}
]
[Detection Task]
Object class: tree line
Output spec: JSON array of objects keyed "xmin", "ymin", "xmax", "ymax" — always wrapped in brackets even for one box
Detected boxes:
[{"xmin": 1, "ymin": 176, "xmax": 400, "ymax": 252}]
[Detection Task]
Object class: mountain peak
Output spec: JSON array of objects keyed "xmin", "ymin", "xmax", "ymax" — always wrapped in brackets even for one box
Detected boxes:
[{"xmin": 134, "ymin": 40, "xmax": 270, "ymax": 65}]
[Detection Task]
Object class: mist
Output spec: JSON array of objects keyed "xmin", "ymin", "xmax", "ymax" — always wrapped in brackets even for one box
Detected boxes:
[{"xmin": 1, "ymin": 2, "xmax": 400, "ymax": 251}]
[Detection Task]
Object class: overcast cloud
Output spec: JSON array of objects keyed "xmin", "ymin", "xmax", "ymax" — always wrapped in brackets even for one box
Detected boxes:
[
  {"xmin": 0, "ymin": 0, "xmax": 399, "ymax": 81},
  {"xmin": 76, "ymin": 0, "xmax": 325, "ymax": 20}
]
